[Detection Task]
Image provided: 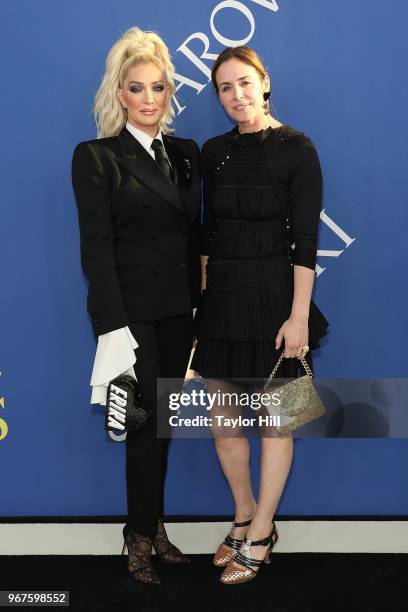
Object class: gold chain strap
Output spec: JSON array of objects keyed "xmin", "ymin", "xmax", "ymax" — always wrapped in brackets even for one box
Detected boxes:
[{"xmin": 265, "ymin": 351, "xmax": 313, "ymax": 388}]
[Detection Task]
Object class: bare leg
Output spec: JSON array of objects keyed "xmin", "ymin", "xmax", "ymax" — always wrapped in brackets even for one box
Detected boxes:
[
  {"xmin": 229, "ymin": 389, "xmax": 294, "ymax": 566},
  {"xmin": 208, "ymin": 379, "xmax": 257, "ymax": 535}
]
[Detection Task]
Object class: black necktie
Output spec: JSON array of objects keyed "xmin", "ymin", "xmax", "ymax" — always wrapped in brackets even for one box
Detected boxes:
[{"xmin": 151, "ymin": 139, "xmax": 172, "ymax": 181}]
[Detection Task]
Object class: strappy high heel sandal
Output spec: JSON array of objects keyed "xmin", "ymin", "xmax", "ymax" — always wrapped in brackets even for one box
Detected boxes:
[
  {"xmin": 152, "ymin": 518, "xmax": 191, "ymax": 564},
  {"xmin": 121, "ymin": 523, "xmax": 160, "ymax": 585},
  {"xmin": 213, "ymin": 518, "xmax": 252, "ymax": 567},
  {"xmin": 220, "ymin": 521, "xmax": 279, "ymax": 584}
]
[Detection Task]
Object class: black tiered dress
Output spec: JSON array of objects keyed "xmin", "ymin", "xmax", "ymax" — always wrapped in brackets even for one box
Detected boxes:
[{"xmin": 191, "ymin": 124, "xmax": 329, "ymax": 382}]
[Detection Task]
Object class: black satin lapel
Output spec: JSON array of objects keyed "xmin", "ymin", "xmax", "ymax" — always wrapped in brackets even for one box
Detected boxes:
[
  {"xmin": 115, "ymin": 129, "xmax": 184, "ymax": 215},
  {"xmin": 116, "ymin": 154, "xmax": 184, "ymax": 214},
  {"xmin": 163, "ymin": 138, "xmax": 181, "ymax": 187},
  {"xmin": 164, "ymin": 137, "xmax": 197, "ymax": 223}
]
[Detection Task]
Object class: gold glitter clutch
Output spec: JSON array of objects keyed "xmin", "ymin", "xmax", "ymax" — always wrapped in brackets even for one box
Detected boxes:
[{"xmin": 263, "ymin": 351, "xmax": 326, "ymax": 435}]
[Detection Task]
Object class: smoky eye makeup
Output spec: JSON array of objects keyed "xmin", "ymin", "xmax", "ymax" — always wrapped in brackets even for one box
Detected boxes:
[{"xmin": 128, "ymin": 81, "xmax": 166, "ymax": 93}]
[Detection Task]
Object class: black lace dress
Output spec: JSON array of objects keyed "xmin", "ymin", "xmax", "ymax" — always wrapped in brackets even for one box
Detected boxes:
[{"xmin": 191, "ymin": 124, "xmax": 329, "ymax": 382}]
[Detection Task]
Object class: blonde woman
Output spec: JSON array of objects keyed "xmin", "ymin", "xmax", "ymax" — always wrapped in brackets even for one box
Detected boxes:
[
  {"xmin": 191, "ymin": 46, "xmax": 329, "ymax": 584},
  {"xmin": 71, "ymin": 27, "xmax": 201, "ymax": 585}
]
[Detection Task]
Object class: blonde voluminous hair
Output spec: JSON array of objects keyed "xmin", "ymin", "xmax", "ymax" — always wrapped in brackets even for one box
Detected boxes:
[{"xmin": 94, "ymin": 27, "xmax": 176, "ymax": 138}]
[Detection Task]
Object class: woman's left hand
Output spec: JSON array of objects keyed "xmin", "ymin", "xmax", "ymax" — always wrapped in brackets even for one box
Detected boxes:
[{"xmin": 275, "ymin": 316, "xmax": 309, "ymax": 358}]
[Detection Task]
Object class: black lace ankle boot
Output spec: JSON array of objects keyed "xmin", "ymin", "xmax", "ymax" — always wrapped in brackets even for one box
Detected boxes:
[
  {"xmin": 121, "ymin": 523, "xmax": 161, "ymax": 585},
  {"xmin": 152, "ymin": 518, "xmax": 191, "ymax": 564}
]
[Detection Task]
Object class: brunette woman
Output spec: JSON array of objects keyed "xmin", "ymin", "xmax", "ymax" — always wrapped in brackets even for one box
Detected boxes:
[{"xmin": 191, "ymin": 46, "xmax": 329, "ymax": 584}]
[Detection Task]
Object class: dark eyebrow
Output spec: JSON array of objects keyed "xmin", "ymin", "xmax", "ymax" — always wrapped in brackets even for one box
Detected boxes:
[
  {"xmin": 128, "ymin": 80, "xmax": 164, "ymax": 85},
  {"xmin": 219, "ymin": 75, "xmax": 252, "ymax": 87}
]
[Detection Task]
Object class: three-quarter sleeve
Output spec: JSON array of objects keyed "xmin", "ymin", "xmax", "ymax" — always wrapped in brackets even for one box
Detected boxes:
[
  {"xmin": 200, "ymin": 142, "xmax": 219, "ymax": 256},
  {"xmin": 71, "ymin": 141, "xmax": 129, "ymax": 333},
  {"xmin": 288, "ymin": 137, "xmax": 323, "ymax": 270}
]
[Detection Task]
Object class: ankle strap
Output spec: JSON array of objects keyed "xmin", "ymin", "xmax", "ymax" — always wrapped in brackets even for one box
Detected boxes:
[
  {"xmin": 244, "ymin": 534, "xmax": 270, "ymax": 547},
  {"xmin": 233, "ymin": 518, "xmax": 252, "ymax": 528}
]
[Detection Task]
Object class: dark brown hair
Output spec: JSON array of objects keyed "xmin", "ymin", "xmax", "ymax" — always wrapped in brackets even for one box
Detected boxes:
[{"xmin": 211, "ymin": 46, "xmax": 268, "ymax": 94}]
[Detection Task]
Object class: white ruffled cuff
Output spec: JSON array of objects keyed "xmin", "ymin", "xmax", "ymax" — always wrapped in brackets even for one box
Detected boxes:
[{"xmin": 90, "ymin": 326, "xmax": 138, "ymax": 406}]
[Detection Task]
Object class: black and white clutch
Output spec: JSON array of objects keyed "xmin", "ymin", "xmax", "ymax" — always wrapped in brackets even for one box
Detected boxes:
[{"xmin": 105, "ymin": 375, "xmax": 148, "ymax": 432}]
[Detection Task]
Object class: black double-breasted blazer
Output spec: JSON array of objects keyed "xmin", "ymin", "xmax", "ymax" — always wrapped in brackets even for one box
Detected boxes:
[{"xmin": 71, "ymin": 126, "xmax": 201, "ymax": 336}]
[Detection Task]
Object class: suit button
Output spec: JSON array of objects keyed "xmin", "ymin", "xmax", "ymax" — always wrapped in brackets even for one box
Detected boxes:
[
  {"xmin": 150, "ymin": 234, "xmax": 158, "ymax": 241},
  {"xmin": 180, "ymin": 231, "xmax": 187, "ymax": 236},
  {"xmin": 180, "ymin": 262, "xmax": 187, "ymax": 269},
  {"xmin": 153, "ymin": 267, "xmax": 160, "ymax": 275},
  {"xmin": 142, "ymin": 203, "xmax": 150, "ymax": 209}
]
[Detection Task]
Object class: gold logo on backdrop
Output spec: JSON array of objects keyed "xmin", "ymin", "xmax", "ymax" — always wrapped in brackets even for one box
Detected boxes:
[
  {"xmin": 0, "ymin": 370, "xmax": 7, "ymax": 441},
  {"xmin": 0, "ymin": 395, "xmax": 8, "ymax": 441}
]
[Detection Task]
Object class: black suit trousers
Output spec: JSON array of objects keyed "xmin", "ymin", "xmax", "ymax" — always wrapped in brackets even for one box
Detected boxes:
[{"xmin": 125, "ymin": 312, "xmax": 193, "ymax": 538}]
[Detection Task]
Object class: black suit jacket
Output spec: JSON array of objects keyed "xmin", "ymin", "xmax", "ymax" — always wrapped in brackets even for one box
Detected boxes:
[{"xmin": 71, "ymin": 126, "xmax": 201, "ymax": 336}]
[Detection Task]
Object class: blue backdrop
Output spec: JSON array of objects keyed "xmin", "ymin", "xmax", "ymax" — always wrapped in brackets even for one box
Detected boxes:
[{"xmin": 1, "ymin": 0, "xmax": 407, "ymax": 518}]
